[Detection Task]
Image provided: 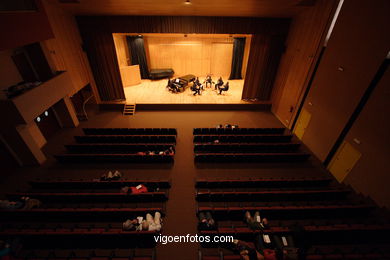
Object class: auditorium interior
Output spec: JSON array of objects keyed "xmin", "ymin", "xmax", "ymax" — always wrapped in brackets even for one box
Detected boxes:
[{"xmin": 0, "ymin": 0, "xmax": 389, "ymax": 259}]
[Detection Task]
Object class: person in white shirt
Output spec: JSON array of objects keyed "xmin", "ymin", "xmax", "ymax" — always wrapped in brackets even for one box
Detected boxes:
[{"xmin": 142, "ymin": 212, "xmax": 162, "ymax": 231}]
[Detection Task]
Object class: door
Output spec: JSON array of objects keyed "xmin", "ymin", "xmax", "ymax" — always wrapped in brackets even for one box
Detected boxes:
[
  {"xmin": 328, "ymin": 141, "xmax": 362, "ymax": 182},
  {"xmin": 293, "ymin": 108, "xmax": 311, "ymax": 140}
]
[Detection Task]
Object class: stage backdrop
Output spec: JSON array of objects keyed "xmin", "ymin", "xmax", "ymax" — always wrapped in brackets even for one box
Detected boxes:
[
  {"xmin": 77, "ymin": 16, "xmax": 290, "ymax": 101},
  {"xmin": 147, "ymin": 35, "xmax": 234, "ymax": 78}
]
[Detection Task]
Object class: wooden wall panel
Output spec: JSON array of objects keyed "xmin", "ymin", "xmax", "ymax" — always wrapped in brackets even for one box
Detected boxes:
[
  {"xmin": 112, "ymin": 34, "xmax": 130, "ymax": 67},
  {"xmin": 271, "ymin": 0, "xmax": 337, "ymax": 127},
  {"xmin": 342, "ymin": 66, "xmax": 390, "ymax": 208},
  {"xmin": 145, "ymin": 36, "xmax": 234, "ymax": 78},
  {"xmin": 41, "ymin": 0, "xmax": 99, "ymax": 100},
  {"xmin": 298, "ymin": 0, "xmax": 390, "ymax": 161}
]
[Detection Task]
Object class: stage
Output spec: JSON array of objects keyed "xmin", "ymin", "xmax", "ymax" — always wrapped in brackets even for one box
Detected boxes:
[{"xmin": 123, "ymin": 78, "xmax": 250, "ymax": 104}]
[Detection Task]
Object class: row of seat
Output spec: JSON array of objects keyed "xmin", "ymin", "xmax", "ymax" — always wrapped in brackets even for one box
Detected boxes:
[
  {"xmin": 194, "ymin": 143, "xmax": 300, "ymax": 153},
  {"xmin": 215, "ymin": 216, "xmax": 387, "ymax": 228},
  {"xmin": 200, "ymin": 244, "xmax": 390, "ymax": 260},
  {"xmin": 30, "ymin": 178, "xmax": 171, "ymax": 189},
  {"xmin": 65, "ymin": 144, "xmax": 174, "ymax": 154},
  {"xmin": 83, "ymin": 128, "xmax": 177, "ymax": 135},
  {"xmin": 194, "ymin": 153, "xmax": 310, "ymax": 163},
  {"xmin": 306, "ymin": 245, "xmax": 390, "ymax": 260},
  {"xmin": 195, "ymin": 177, "xmax": 332, "ymax": 188},
  {"xmin": 193, "ymin": 134, "xmax": 292, "ymax": 143},
  {"xmin": 195, "ymin": 188, "xmax": 350, "ymax": 201},
  {"xmin": 0, "ymin": 228, "xmax": 158, "ymax": 236},
  {"xmin": 17, "ymin": 248, "xmax": 156, "ymax": 260},
  {"xmin": 197, "ymin": 203, "xmax": 374, "ymax": 220},
  {"xmin": 7, "ymin": 191, "xmax": 168, "ymax": 202},
  {"xmin": 55, "ymin": 154, "xmax": 174, "ymax": 163},
  {"xmin": 199, "ymin": 223, "xmax": 390, "ymax": 235},
  {"xmin": 75, "ymin": 135, "xmax": 176, "ymax": 144},
  {"xmin": 193, "ymin": 128, "xmax": 285, "ymax": 135}
]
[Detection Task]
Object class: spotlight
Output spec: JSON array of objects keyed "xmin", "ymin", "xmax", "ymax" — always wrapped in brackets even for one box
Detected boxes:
[
  {"xmin": 36, "ymin": 116, "xmax": 41, "ymax": 122},
  {"xmin": 44, "ymin": 111, "xmax": 49, "ymax": 116},
  {"xmin": 184, "ymin": 0, "xmax": 192, "ymax": 5}
]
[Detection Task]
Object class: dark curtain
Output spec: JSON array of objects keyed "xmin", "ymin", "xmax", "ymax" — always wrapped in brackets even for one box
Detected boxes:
[
  {"xmin": 126, "ymin": 36, "xmax": 150, "ymax": 79},
  {"xmin": 81, "ymin": 30, "xmax": 125, "ymax": 101},
  {"xmin": 229, "ymin": 37, "xmax": 246, "ymax": 80},
  {"xmin": 242, "ymin": 34, "xmax": 285, "ymax": 100}
]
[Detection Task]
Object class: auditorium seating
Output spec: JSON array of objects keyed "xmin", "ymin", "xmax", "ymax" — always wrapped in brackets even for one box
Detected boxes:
[
  {"xmin": 194, "ymin": 142, "xmax": 301, "ymax": 153},
  {"xmin": 193, "ymin": 127, "xmax": 310, "ymax": 163},
  {"xmin": 193, "ymin": 128, "xmax": 285, "ymax": 135},
  {"xmin": 195, "ymin": 152, "xmax": 310, "ymax": 163},
  {"xmin": 0, "ymin": 176, "xmax": 170, "ymax": 255},
  {"xmin": 55, "ymin": 128, "xmax": 177, "ymax": 163},
  {"xmin": 74, "ymin": 135, "xmax": 176, "ymax": 144},
  {"xmin": 196, "ymin": 174, "xmax": 390, "ymax": 259},
  {"xmin": 196, "ymin": 188, "xmax": 350, "ymax": 201},
  {"xmin": 193, "ymin": 134, "xmax": 292, "ymax": 143},
  {"xmin": 83, "ymin": 128, "xmax": 177, "ymax": 135},
  {"xmin": 196, "ymin": 177, "xmax": 332, "ymax": 188},
  {"xmin": 30, "ymin": 178, "xmax": 171, "ymax": 189},
  {"xmin": 16, "ymin": 248, "xmax": 156, "ymax": 260},
  {"xmin": 65, "ymin": 144, "xmax": 174, "ymax": 154},
  {"xmin": 7, "ymin": 191, "xmax": 168, "ymax": 202}
]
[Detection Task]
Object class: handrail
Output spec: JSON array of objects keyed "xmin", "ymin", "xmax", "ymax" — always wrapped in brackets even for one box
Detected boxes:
[{"xmin": 81, "ymin": 94, "xmax": 94, "ymax": 120}]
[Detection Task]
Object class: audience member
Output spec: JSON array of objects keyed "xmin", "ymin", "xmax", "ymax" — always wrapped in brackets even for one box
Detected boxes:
[
  {"xmin": 122, "ymin": 218, "xmax": 139, "ymax": 231},
  {"xmin": 245, "ymin": 211, "xmax": 269, "ymax": 231},
  {"xmin": 0, "ymin": 197, "xmax": 41, "ymax": 210},
  {"xmin": 121, "ymin": 184, "xmax": 148, "ymax": 194},
  {"xmin": 272, "ymin": 235, "xmax": 299, "ymax": 260},
  {"xmin": 23, "ymin": 197, "xmax": 42, "ymax": 210},
  {"xmin": 198, "ymin": 211, "xmax": 217, "ymax": 230},
  {"xmin": 163, "ymin": 146, "xmax": 175, "ymax": 156},
  {"xmin": 0, "ymin": 200, "xmax": 24, "ymax": 210},
  {"xmin": 100, "ymin": 170, "xmax": 121, "ymax": 181},
  {"xmin": 232, "ymin": 239, "xmax": 265, "ymax": 260},
  {"xmin": 216, "ymin": 124, "xmax": 223, "ymax": 128},
  {"xmin": 143, "ymin": 211, "xmax": 162, "ymax": 231}
]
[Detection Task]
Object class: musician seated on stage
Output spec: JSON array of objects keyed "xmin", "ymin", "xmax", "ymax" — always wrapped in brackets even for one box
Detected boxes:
[
  {"xmin": 191, "ymin": 82, "xmax": 202, "ymax": 96},
  {"xmin": 203, "ymin": 75, "xmax": 214, "ymax": 88},
  {"xmin": 218, "ymin": 81, "xmax": 229, "ymax": 94},
  {"xmin": 215, "ymin": 77, "xmax": 224, "ymax": 90}
]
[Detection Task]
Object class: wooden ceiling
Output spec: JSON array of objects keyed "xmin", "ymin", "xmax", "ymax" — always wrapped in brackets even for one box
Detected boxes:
[{"xmin": 52, "ymin": 0, "xmax": 316, "ymax": 17}]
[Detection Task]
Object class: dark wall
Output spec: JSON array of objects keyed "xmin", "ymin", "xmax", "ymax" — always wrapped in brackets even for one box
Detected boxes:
[
  {"xmin": 77, "ymin": 16, "xmax": 290, "ymax": 35},
  {"xmin": 0, "ymin": 0, "xmax": 54, "ymax": 51}
]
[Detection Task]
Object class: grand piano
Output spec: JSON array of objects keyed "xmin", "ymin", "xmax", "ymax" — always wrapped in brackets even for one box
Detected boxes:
[{"xmin": 171, "ymin": 74, "xmax": 196, "ymax": 92}]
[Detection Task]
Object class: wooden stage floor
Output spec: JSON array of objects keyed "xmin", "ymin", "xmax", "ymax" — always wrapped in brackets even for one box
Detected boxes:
[{"xmin": 123, "ymin": 78, "xmax": 249, "ymax": 104}]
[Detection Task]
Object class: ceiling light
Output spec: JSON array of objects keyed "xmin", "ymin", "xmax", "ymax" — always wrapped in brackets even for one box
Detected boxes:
[
  {"xmin": 184, "ymin": 0, "xmax": 192, "ymax": 5},
  {"xmin": 36, "ymin": 116, "xmax": 41, "ymax": 122}
]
